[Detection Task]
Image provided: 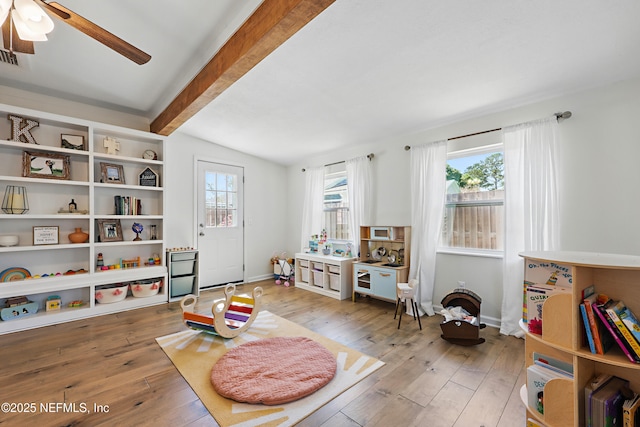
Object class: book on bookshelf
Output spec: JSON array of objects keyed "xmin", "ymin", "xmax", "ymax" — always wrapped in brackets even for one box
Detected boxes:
[
  {"xmin": 533, "ymin": 352, "xmax": 573, "ymax": 377},
  {"xmin": 586, "ymin": 374, "xmax": 614, "ymax": 427},
  {"xmin": 114, "ymin": 195, "xmax": 143, "ymax": 215},
  {"xmin": 524, "ymin": 260, "xmax": 573, "ymax": 287},
  {"xmin": 590, "ymin": 376, "xmax": 629, "ymax": 427},
  {"xmin": 525, "ymin": 283, "xmax": 571, "ymax": 335},
  {"xmin": 608, "ymin": 300, "xmax": 640, "ymax": 345},
  {"xmin": 581, "ymin": 302, "xmax": 597, "ymax": 354},
  {"xmin": 592, "ymin": 296, "xmax": 640, "ymax": 363},
  {"xmin": 527, "ymin": 362, "xmax": 572, "ymax": 416},
  {"xmin": 585, "ymin": 291, "xmax": 614, "ymax": 355},
  {"xmin": 623, "ymin": 394, "xmax": 640, "ymax": 427},
  {"xmin": 599, "ymin": 296, "xmax": 640, "ymax": 360}
]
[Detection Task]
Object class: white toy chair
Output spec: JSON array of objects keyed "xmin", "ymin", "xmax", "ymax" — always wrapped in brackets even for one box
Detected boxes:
[{"xmin": 394, "ymin": 278, "xmax": 422, "ymax": 330}]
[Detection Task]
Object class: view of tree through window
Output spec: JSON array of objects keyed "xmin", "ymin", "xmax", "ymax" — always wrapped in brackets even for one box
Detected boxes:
[
  {"xmin": 442, "ymin": 150, "xmax": 504, "ymax": 251},
  {"xmin": 323, "ymin": 165, "xmax": 350, "ymax": 240}
]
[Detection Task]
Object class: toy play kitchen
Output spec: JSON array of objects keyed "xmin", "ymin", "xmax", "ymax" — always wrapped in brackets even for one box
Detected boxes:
[{"xmin": 352, "ymin": 226, "xmax": 411, "ymax": 302}]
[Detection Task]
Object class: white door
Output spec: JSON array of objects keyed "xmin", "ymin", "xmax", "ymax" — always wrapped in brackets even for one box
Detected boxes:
[{"xmin": 197, "ymin": 161, "xmax": 244, "ymax": 288}]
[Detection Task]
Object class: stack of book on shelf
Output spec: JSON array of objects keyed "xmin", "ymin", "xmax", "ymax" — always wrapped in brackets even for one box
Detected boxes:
[
  {"xmin": 114, "ymin": 196, "xmax": 142, "ymax": 215},
  {"xmin": 579, "ymin": 286, "xmax": 640, "ymax": 364},
  {"xmin": 527, "ymin": 352, "xmax": 573, "ymax": 417},
  {"xmin": 584, "ymin": 373, "xmax": 638, "ymax": 427},
  {"xmin": 523, "ymin": 260, "xmax": 572, "ymax": 335}
]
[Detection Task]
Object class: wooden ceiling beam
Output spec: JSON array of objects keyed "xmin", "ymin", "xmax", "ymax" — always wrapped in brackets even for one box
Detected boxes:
[{"xmin": 150, "ymin": 0, "xmax": 335, "ymax": 136}]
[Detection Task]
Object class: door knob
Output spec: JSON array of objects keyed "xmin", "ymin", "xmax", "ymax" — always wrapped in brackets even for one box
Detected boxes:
[{"xmin": 199, "ymin": 232, "xmax": 205, "ymax": 236}]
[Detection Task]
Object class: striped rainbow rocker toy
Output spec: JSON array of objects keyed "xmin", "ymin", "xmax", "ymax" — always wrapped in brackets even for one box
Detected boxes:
[{"xmin": 180, "ymin": 283, "xmax": 263, "ymax": 338}]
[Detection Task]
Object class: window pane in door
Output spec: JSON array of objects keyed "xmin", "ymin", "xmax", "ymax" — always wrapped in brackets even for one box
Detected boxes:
[{"xmin": 204, "ymin": 171, "xmax": 239, "ymax": 228}]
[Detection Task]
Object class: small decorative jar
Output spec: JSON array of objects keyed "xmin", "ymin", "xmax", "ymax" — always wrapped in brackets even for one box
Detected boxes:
[{"xmin": 68, "ymin": 228, "xmax": 89, "ymax": 243}]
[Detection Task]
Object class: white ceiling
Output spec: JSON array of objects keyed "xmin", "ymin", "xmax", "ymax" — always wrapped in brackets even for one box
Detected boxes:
[{"xmin": 2, "ymin": 1, "xmax": 640, "ymax": 166}]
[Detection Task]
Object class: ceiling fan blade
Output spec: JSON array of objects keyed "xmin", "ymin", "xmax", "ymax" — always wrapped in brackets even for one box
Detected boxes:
[
  {"xmin": 35, "ymin": 1, "xmax": 151, "ymax": 65},
  {"xmin": 1, "ymin": 15, "xmax": 35, "ymax": 54}
]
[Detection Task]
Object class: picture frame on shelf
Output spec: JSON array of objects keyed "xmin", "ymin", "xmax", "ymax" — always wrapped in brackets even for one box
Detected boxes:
[
  {"xmin": 33, "ymin": 226, "xmax": 59, "ymax": 245},
  {"xmin": 138, "ymin": 167, "xmax": 158, "ymax": 187},
  {"xmin": 100, "ymin": 162, "xmax": 125, "ymax": 184},
  {"xmin": 97, "ymin": 219, "xmax": 123, "ymax": 242},
  {"xmin": 23, "ymin": 151, "xmax": 71, "ymax": 180},
  {"xmin": 61, "ymin": 134, "xmax": 85, "ymax": 150}
]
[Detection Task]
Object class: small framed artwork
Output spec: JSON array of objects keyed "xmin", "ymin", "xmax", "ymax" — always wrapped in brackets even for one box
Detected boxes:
[
  {"xmin": 61, "ymin": 134, "xmax": 85, "ymax": 150},
  {"xmin": 23, "ymin": 151, "xmax": 71, "ymax": 180},
  {"xmin": 138, "ymin": 167, "xmax": 159, "ymax": 187},
  {"xmin": 100, "ymin": 162, "xmax": 126, "ymax": 184},
  {"xmin": 97, "ymin": 219, "xmax": 123, "ymax": 242},
  {"xmin": 33, "ymin": 226, "xmax": 59, "ymax": 245}
]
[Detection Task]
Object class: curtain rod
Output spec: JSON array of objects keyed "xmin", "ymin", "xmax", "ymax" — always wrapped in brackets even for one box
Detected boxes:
[
  {"xmin": 403, "ymin": 111, "xmax": 572, "ymax": 151},
  {"xmin": 302, "ymin": 153, "xmax": 374, "ymax": 172}
]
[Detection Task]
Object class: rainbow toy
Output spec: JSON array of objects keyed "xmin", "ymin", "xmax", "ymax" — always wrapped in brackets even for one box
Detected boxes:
[{"xmin": 180, "ymin": 283, "xmax": 262, "ymax": 338}]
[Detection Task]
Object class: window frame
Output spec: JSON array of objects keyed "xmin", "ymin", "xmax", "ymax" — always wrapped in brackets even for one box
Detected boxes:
[
  {"xmin": 438, "ymin": 142, "xmax": 505, "ymax": 258},
  {"xmin": 322, "ymin": 164, "xmax": 350, "ymax": 242}
]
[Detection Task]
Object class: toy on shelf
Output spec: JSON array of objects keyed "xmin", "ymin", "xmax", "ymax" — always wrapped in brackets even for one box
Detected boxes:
[
  {"xmin": 180, "ymin": 283, "xmax": 262, "ymax": 338},
  {"xmin": 121, "ymin": 257, "xmax": 140, "ymax": 269},
  {"xmin": 46, "ymin": 295, "xmax": 61, "ymax": 311},
  {"xmin": 1, "ymin": 296, "xmax": 38, "ymax": 321}
]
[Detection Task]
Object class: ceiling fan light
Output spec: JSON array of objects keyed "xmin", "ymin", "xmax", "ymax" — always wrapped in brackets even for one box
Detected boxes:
[
  {"xmin": 11, "ymin": 9, "xmax": 48, "ymax": 41},
  {"xmin": 13, "ymin": 0, "xmax": 54, "ymax": 34}
]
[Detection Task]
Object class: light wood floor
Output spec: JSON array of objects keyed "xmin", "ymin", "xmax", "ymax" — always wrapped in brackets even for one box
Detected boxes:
[{"xmin": 0, "ymin": 280, "xmax": 526, "ymax": 426}]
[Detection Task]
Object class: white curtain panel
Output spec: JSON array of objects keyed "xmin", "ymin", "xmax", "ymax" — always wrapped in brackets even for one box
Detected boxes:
[
  {"xmin": 409, "ymin": 140, "xmax": 447, "ymax": 316},
  {"xmin": 501, "ymin": 116, "xmax": 560, "ymax": 336},
  {"xmin": 346, "ymin": 156, "xmax": 373, "ymax": 257},
  {"xmin": 300, "ymin": 166, "xmax": 325, "ymax": 251}
]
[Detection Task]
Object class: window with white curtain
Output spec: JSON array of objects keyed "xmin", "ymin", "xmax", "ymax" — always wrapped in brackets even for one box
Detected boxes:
[
  {"xmin": 441, "ymin": 143, "xmax": 504, "ymax": 252},
  {"xmin": 323, "ymin": 163, "xmax": 350, "ymax": 240}
]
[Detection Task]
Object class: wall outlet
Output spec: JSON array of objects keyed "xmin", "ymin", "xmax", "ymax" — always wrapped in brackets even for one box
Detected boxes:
[{"xmin": 458, "ymin": 281, "xmax": 465, "ymax": 288}]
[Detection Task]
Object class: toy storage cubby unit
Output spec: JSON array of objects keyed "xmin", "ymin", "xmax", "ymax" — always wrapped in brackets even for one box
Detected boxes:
[
  {"xmin": 295, "ymin": 253, "xmax": 355, "ymax": 300},
  {"xmin": 519, "ymin": 251, "xmax": 640, "ymax": 427},
  {"xmin": 0, "ymin": 103, "xmax": 167, "ymax": 335},
  {"xmin": 167, "ymin": 249, "xmax": 199, "ymax": 301},
  {"xmin": 352, "ymin": 225, "xmax": 411, "ymax": 302}
]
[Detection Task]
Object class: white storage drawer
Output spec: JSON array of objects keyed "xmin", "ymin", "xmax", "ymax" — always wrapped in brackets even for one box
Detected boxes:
[
  {"xmin": 312, "ymin": 270, "xmax": 324, "ymax": 287},
  {"xmin": 300, "ymin": 267, "xmax": 309, "ymax": 283},
  {"xmin": 170, "ymin": 276, "xmax": 196, "ymax": 298},
  {"xmin": 171, "ymin": 252, "xmax": 197, "ymax": 261},
  {"xmin": 171, "ymin": 260, "xmax": 197, "ymax": 276},
  {"xmin": 328, "ymin": 273, "xmax": 340, "ymax": 291}
]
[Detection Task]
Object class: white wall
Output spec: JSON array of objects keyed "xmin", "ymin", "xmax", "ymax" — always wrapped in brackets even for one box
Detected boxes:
[
  {"xmin": 165, "ymin": 132, "xmax": 288, "ymax": 283},
  {"xmin": 286, "ymin": 75, "xmax": 640, "ymax": 326},
  {"xmin": 0, "ymin": 85, "xmax": 150, "ymax": 131}
]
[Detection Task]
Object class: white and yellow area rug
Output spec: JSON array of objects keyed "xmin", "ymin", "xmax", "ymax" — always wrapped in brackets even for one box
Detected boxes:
[{"xmin": 156, "ymin": 310, "xmax": 385, "ymax": 427}]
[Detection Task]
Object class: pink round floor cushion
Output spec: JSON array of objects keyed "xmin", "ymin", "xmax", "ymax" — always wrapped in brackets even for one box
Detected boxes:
[{"xmin": 210, "ymin": 336, "xmax": 336, "ymax": 405}]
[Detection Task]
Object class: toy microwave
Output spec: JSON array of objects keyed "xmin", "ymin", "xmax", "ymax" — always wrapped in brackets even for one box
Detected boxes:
[{"xmin": 371, "ymin": 227, "xmax": 393, "ymax": 240}]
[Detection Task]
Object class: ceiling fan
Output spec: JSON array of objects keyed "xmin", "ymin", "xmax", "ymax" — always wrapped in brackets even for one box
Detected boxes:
[{"xmin": 0, "ymin": 0, "xmax": 151, "ymax": 64}]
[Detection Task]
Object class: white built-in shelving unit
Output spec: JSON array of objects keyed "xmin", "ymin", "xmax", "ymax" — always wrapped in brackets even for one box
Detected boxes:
[{"xmin": 0, "ymin": 103, "xmax": 167, "ymax": 334}]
